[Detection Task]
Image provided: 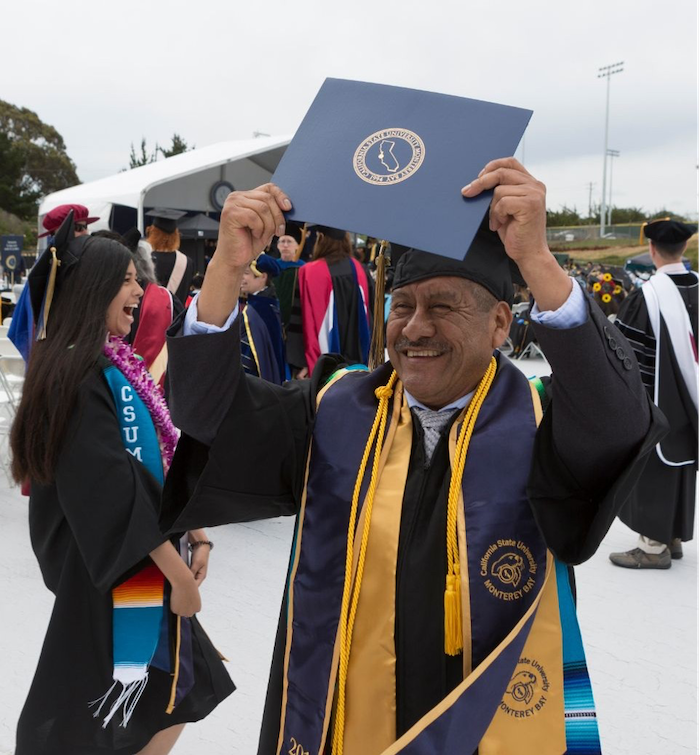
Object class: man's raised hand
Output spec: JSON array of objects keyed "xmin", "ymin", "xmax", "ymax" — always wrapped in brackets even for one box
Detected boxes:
[
  {"xmin": 216, "ymin": 183, "xmax": 292, "ymax": 270},
  {"xmin": 462, "ymin": 158, "xmax": 572, "ymax": 312},
  {"xmin": 461, "ymin": 158, "xmax": 548, "ymax": 267}
]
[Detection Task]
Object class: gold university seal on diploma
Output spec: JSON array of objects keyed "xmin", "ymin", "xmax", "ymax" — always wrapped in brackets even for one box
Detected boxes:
[{"xmin": 353, "ymin": 128, "xmax": 425, "ymax": 185}]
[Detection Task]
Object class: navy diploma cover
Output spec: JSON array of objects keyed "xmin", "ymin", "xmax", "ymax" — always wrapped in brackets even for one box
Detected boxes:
[{"xmin": 272, "ymin": 79, "xmax": 532, "ymax": 260}]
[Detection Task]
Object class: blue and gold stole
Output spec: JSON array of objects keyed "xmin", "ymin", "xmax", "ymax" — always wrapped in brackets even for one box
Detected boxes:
[
  {"xmin": 276, "ymin": 356, "xmax": 601, "ymax": 755},
  {"xmin": 90, "ymin": 364, "xmax": 190, "ymax": 727}
]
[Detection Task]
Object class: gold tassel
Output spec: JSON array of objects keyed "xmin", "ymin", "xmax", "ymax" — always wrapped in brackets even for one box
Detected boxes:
[
  {"xmin": 293, "ymin": 223, "xmax": 308, "ymax": 261},
  {"xmin": 444, "ymin": 570, "xmax": 463, "ymax": 656},
  {"xmin": 368, "ymin": 240, "xmax": 388, "ymax": 371},
  {"xmin": 36, "ymin": 246, "xmax": 61, "ymax": 340}
]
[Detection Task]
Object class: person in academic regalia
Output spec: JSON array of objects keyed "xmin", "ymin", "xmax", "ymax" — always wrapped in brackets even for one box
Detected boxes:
[
  {"xmin": 161, "ymin": 161, "xmax": 666, "ymax": 755},
  {"xmin": 10, "ymin": 212, "xmax": 234, "ymax": 755},
  {"xmin": 239, "ymin": 254, "xmax": 287, "ymax": 383},
  {"xmin": 146, "ymin": 208, "xmax": 195, "ymax": 306},
  {"xmin": 273, "ymin": 223, "xmax": 306, "ymax": 334},
  {"xmin": 39, "ymin": 203, "xmax": 99, "ymax": 239},
  {"xmin": 610, "ymin": 219, "xmax": 698, "ymax": 569},
  {"xmin": 10, "ymin": 204, "xmax": 100, "ymax": 362},
  {"xmin": 286, "ymin": 226, "xmax": 372, "ymax": 377}
]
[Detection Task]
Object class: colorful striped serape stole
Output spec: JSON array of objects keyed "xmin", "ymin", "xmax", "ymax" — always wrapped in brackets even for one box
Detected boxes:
[{"xmin": 89, "ymin": 564, "xmax": 165, "ymax": 727}]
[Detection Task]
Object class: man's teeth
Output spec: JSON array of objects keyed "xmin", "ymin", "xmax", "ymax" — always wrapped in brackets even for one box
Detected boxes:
[{"xmin": 406, "ymin": 350, "xmax": 441, "ymax": 357}]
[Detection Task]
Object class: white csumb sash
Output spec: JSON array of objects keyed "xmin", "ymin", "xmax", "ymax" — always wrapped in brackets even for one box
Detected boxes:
[{"xmin": 642, "ymin": 271, "xmax": 698, "ymax": 466}]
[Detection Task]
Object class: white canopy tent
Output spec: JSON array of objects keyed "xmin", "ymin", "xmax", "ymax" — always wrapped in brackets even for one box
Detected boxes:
[{"xmin": 37, "ymin": 135, "xmax": 291, "ymax": 248}]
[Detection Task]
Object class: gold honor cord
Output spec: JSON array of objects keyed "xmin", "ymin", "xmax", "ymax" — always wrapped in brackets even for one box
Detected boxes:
[
  {"xmin": 332, "ymin": 371, "xmax": 398, "ymax": 755},
  {"xmin": 165, "ymin": 616, "xmax": 182, "ymax": 714},
  {"xmin": 444, "ymin": 357, "xmax": 497, "ymax": 655}
]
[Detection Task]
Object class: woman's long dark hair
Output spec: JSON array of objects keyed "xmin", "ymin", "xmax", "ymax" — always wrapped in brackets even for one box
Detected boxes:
[
  {"xmin": 11, "ymin": 237, "xmax": 133, "ymax": 484},
  {"xmin": 312, "ymin": 231, "xmax": 352, "ymax": 264}
]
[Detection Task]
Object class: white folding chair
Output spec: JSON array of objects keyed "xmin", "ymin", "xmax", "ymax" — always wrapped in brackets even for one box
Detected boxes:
[
  {"xmin": 517, "ymin": 341, "xmax": 547, "ymax": 360},
  {"xmin": 0, "ymin": 339, "xmax": 25, "ymax": 410}
]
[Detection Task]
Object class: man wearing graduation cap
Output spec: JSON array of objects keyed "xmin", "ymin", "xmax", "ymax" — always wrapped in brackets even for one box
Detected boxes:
[
  {"xmin": 610, "ymin": 219, "xmax": 698, "ymax": 569},
  {"xmin": 161, "ymin": 157, "xmax": 665, "ymax": 755},
  {"xmin": 146, "ymin": 207, "xmax": 194, "ymax": 305},
  {"xmin": 274, "ymin": 223, "xmax": 306, "ymax": 334}
]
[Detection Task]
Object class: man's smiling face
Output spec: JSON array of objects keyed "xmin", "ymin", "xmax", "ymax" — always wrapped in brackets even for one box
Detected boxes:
[{"xmin": 387, "ymin": 276, "xmax": 512, "ymax": 409}]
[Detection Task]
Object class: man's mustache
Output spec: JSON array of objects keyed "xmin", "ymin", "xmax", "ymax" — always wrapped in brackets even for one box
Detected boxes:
[{"xmin": 393, "ymin": 337, "xmax": 450, "ymax": 353}]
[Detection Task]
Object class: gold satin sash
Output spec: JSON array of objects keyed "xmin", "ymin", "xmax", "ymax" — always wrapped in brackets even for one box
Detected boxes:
[
  {"xmin": 342, "ymin": 392, "xmax": 413, "ymax": 754},
  {"xmin": 479, "ymin": 552, "xmax": 566, "ymax": 754}
]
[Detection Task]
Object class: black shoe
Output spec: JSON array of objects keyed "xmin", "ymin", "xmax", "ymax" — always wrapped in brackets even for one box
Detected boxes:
[
  {"xmin": 669, "ymin": 539, "xmax": 683, "ymax": 560},
  {"xmin": 609, "ymin": 547, "xmax": 672, "ymax": 569}
]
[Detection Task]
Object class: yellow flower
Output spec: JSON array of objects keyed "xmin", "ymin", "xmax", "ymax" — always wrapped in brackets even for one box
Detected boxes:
[
  {"xmin": 603, "ymin": 273, "xmax": 612, "ymax": 282},
  {"xmin": 593, "ymin": 282, "xmax": 602, "ymax": 292},
  {"xmin": 602, "ymin": 293, "xmax": 612, "ymax": 303},
  {"xmin": 613, "ymin": 285, "xmax": 622, "ymax": 295}
]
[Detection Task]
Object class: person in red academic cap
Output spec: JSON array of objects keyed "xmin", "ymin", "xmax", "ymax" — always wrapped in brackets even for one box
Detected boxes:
[
  {"xmin": 39, "ymin": 203, "xmax": 99, "ymax": 239},
  {"xmin": 10, "ymin": 205, "xmax": 100, "ymax": 362}
]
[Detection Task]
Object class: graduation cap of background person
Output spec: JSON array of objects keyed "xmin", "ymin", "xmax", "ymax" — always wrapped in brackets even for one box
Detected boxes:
[
  {"xmin": 251, "ymin": 253, "xmax": 281, "ymax": 278},
  {"xmin": 28, "ymin": 210, "xmax": 90, "ymax": 338},
  {"xmin": 280, "ymin": 222, "xmax": 304, "ymax": 244},
  {"xmin": 146, "ymin": 208, "xmax": 187, "ymax": 233},
  {"xmin": 271, "ymin": 78, "xmax": 532, "ymax": 261},
  {"xmin": 643, "ymin": 219, "xmax": 698, "ymax": 244},
  {"xmin": 39, "ymin": 204, "xmax": 99, "ymax": 238}
]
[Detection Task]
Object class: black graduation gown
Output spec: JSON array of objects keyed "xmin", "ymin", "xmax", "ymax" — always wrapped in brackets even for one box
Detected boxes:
[
  {"xmin": 285, "ymin": 257, "xmax": 374, "ymax": 371},
  {"xmin": 614, "ymin": 272, "xmax": 698, "ymax": 542},
  {"xmin": 16, "ymin": 366, "xmax": 234, "ymax": 755},
  {"xmin": 151, "ymin": 251, "xmax": 195, "ymax": 306},
  {"xmin": 126, "ymin": 283, "xmax": 184, "ymax": 347},
  {"xmin": 162, "ymin": 297, "xmax": 665, "ymax": 754}
]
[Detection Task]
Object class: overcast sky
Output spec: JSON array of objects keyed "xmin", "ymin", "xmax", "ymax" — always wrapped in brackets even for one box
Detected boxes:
[{"xmin": 3, "ymin": 0, "xmax": 698, "ymax": 219}]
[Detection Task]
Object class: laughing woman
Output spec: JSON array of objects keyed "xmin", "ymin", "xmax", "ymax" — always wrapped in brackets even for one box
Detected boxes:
[{"xmin": 10, "ymin": 213, "xmax": 234, "ymax": 755}]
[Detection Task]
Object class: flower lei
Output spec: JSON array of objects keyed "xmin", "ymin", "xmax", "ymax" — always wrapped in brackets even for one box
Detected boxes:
[{"xmin": 103, "ymin": 336, "xmax": 179, "ymax": 471}]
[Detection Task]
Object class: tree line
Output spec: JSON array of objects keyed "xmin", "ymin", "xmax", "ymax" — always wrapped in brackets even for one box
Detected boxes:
[
  {"xmin": 547, "ymin": 204, "xmax": 686, "ymax": 227},
  {"xmin": 0, "ymin": 98, "xmax": 192, "ymax": 222}
]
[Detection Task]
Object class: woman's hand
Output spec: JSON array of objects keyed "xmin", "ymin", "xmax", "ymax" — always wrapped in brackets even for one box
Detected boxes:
[
  {"xmin": 190, "ymin": 545, "xmax": 210, "ymax": 586},
  {"xmin": 170, "ymin": 575, "xmax": 201, "ymax": 617}
]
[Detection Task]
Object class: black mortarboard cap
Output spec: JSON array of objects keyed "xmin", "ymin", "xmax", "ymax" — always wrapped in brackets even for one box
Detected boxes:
[
  {"xmin": 146, "ymin": 208, "xmax": 186, "ymax": 233},
  {"xmin": 313, "ymin": 225, "xmax": 347, "ymax": 241},
  {"xmin": 28, "ymin": 210, "xmax": 94, "ymax": 337},
  {"xmin": 392, "ymin": 216, "xmax": 521, "ymax": 305},
  {"xmin": 251, "ymin": 253, "xmax": 281, "ymax": 278},
  {"xmin": 122, "ymin": 227, "xmax": 142, "ymax": 253},
  {"xmin": 643, "ymin": 219, "xmax": 697, "ymax": 244},
  {"xmin": 281, "ymin": 222, "xmax": 304, "ymax": 244}
]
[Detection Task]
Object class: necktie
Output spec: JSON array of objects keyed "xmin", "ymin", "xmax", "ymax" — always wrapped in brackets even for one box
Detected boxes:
[{"xmin": 412, "ymin": 407, "xmax": 455, "ymax": 460}]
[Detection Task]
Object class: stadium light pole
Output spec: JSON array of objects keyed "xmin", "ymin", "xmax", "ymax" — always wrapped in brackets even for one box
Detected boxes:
[
  {"xmin": 597, "ymin": 61, "xmax": 624, "ymax": 237},
  {"xmin": 607, "ymin": 149, "xmax": 620, "ymax": 227}
]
